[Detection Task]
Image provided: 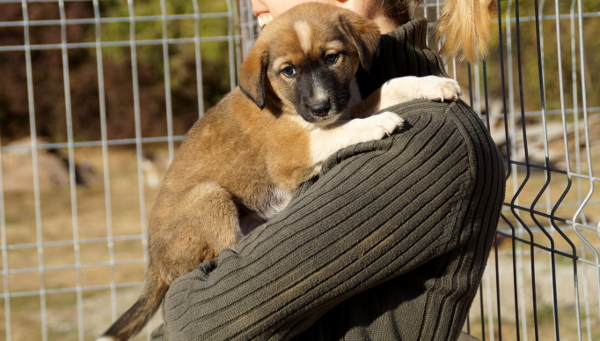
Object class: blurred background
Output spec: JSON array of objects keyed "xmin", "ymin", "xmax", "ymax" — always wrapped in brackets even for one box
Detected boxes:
[{"xmin": 0, "ymin": 0, "xmax": 598, "ymax": 340}]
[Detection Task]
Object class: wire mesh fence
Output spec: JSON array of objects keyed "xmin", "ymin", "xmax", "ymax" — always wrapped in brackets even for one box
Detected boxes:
[
  {"xmin": 0, "ymin": 0, "xmax": 597, "ymax": 340},
  {"xmin": 0, "ymin": 1, "xmax": 251, "ymax": 339},
  {"xmin": 445, "ymin": 1, "xmax": 600, "ymax": 340}
]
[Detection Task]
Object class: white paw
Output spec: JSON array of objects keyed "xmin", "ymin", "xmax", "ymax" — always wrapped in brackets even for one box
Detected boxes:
[
  {"xmin": 381, "ymin": 76, "xmax": 462, "ymax": 106},
  {"xmin": 357, "ymin": 111, "xmax": 404, "ymax": 140},
  {"xmin": 414, "ymin": 76, "xmax": 462, "ymax": 102}
]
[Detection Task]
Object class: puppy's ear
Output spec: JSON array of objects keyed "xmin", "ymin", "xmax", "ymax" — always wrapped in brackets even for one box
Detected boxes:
[
  {"xmin": 239, "ymin": 43, "xmax": 269, "ymax": 109},
  {"xmin": 338, "ymin": 14, "xmax": 380, "ymax": 71}
]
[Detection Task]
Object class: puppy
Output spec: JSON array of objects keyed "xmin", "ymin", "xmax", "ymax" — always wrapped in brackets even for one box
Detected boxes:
[{"xmin": 97, "ymin": 3, "xmax": 461, "ymax": 341}]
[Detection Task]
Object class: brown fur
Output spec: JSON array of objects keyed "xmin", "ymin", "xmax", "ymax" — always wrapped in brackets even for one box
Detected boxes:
[
  {"xmin": 98, "ymin": 4, "xmax": 382, "ymax": 341},
  {"xmin": 98, "ymin": 3, "xmax": 462, "ymax": 341}
]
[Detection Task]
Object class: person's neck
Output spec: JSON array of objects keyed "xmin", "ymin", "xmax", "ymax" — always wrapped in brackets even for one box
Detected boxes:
[
  {"xmin": 371, "ymin": 15, "xmax": 407, "ymax": 34},
  {"xmin": 337, "ymin": 1, "xmax": 408, "ymax": 34}
]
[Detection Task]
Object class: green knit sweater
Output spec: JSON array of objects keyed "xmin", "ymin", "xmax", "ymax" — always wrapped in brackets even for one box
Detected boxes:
[{"xmin": 150, "ymin": 18, "xmax": 505, "ymax": 341}]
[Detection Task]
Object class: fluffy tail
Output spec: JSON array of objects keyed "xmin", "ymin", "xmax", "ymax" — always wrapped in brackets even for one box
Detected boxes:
[
  {"xmin": 97, "ymin": 272, "xmax": 168, "ymax": 341},
  {"xmin": 437, "ymin": 0, "xmax": 497, "ymax": 62}
]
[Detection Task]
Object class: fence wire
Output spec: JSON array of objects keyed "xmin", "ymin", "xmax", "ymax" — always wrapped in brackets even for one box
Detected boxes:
[{"xmin": 0, "ymin": 0, "xmax": 597, "ymax": 340}]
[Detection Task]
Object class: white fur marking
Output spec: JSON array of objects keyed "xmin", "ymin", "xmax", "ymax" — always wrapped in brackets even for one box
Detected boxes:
[
  {"xmin": 379, "ymin": 76, "xmax": 462, "ymax": 109},
  {"xmin": 309, "ymin": 112, "xmax": 404, "ymax": 166},
  {"xmin": 264, "ymin": 187, "xmax": 292, "ymax": 219},
  {"xmin": 294, "ymin": 21, "xmax": 312, "ymax": 54}
]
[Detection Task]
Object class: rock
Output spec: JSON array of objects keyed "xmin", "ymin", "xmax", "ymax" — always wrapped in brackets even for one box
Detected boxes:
[{"xmin": 1, "ymin": 136, "xmax": 98, "ymax": 192}]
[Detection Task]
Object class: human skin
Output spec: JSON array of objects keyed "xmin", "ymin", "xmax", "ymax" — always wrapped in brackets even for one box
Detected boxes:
[{"xmin": 249, "ymin": 0, "xmax": 402, "ymax": 34}]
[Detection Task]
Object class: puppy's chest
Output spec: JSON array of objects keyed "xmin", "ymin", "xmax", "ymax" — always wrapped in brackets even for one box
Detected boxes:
[{"xmin": 251, "ymin": 185, "xmax": 293, "ymax": 220}]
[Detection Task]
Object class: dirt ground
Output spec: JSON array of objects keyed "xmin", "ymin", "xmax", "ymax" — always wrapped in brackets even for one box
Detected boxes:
[
  {"xmin": 1, "ymin": 145, "xmax": 170, "ymax": 340},
  {"xmin": 0, "ymin": 138, "xmax": 598, "ymax": 340}
]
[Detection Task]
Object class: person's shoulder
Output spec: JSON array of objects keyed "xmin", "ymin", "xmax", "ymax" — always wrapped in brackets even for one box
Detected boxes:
[
  {"xmin": 381, "ymin": 98, "xmax": 489, "ymax": 145},
  {"xmin": 382, "ymin": 99, "xmax": 461, "ymax": 121},
  {"xmin": 385, "ymin": 98, "xmax": 501, "ymax": 167}
]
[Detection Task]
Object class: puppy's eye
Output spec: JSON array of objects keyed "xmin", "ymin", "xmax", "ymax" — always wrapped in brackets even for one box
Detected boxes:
[
  {"xmin": 281, "ymin": 66, "xmax": 297, "ymax": 78},
  {"xmin": 324, "ymin": 53, "xmax": 339, "ymax": 66}
]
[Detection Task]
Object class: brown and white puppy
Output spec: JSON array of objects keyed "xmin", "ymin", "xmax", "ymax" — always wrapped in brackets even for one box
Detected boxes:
[{"xmin": 97, "ymin": 3, "xmax": 460, "ymax": 341}]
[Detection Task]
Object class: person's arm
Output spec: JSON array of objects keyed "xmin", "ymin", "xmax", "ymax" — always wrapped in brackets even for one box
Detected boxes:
[
  {"xmin": 152, "ymin": 19, "xmax": 505, "ymax": 341},
  {"xmin": 151, "ymin": 100, "xmax": 503, "ymax": 341}
]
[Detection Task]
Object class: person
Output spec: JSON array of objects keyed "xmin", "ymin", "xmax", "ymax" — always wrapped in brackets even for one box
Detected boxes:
[{"xmin": 150, "ymin": 0, "xmax": 504, "ymax": 340}]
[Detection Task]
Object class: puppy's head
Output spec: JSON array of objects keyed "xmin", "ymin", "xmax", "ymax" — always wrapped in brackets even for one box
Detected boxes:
[{"xmin": 239, "ymin": 2, "xmax": 380, "ymax": 123}]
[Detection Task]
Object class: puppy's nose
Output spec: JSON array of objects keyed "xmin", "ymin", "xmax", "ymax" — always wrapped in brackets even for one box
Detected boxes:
[{"xmin": 309, "ymin": 99, "xmax": 331, "ymax": 116}]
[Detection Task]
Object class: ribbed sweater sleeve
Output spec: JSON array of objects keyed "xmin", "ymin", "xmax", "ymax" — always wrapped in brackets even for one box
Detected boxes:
[{"xmin": 151, "ymin": 18, "xmax": 505, "ymax": 341}]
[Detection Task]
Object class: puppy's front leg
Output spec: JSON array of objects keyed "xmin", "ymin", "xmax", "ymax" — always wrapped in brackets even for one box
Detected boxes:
[
  {"xmin": 310, "ymin": 112, "xmax": 403, "ymax": 168},
  {"xmin": 353, "ymin": 76, "xmax": 462, "ymax": 119}
]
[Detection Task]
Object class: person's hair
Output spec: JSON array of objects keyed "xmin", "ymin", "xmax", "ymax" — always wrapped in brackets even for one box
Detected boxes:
[
  {"xmin": 369, "ymin": 0, "xmax": 423, "ymax": 25},
  {"xmin": 371, "ymin": 0, "xmax": 496, "ymax": 62},
  {"xmin": 437, "ymin": 0, "xmax": 497, "ymax": 62}
]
